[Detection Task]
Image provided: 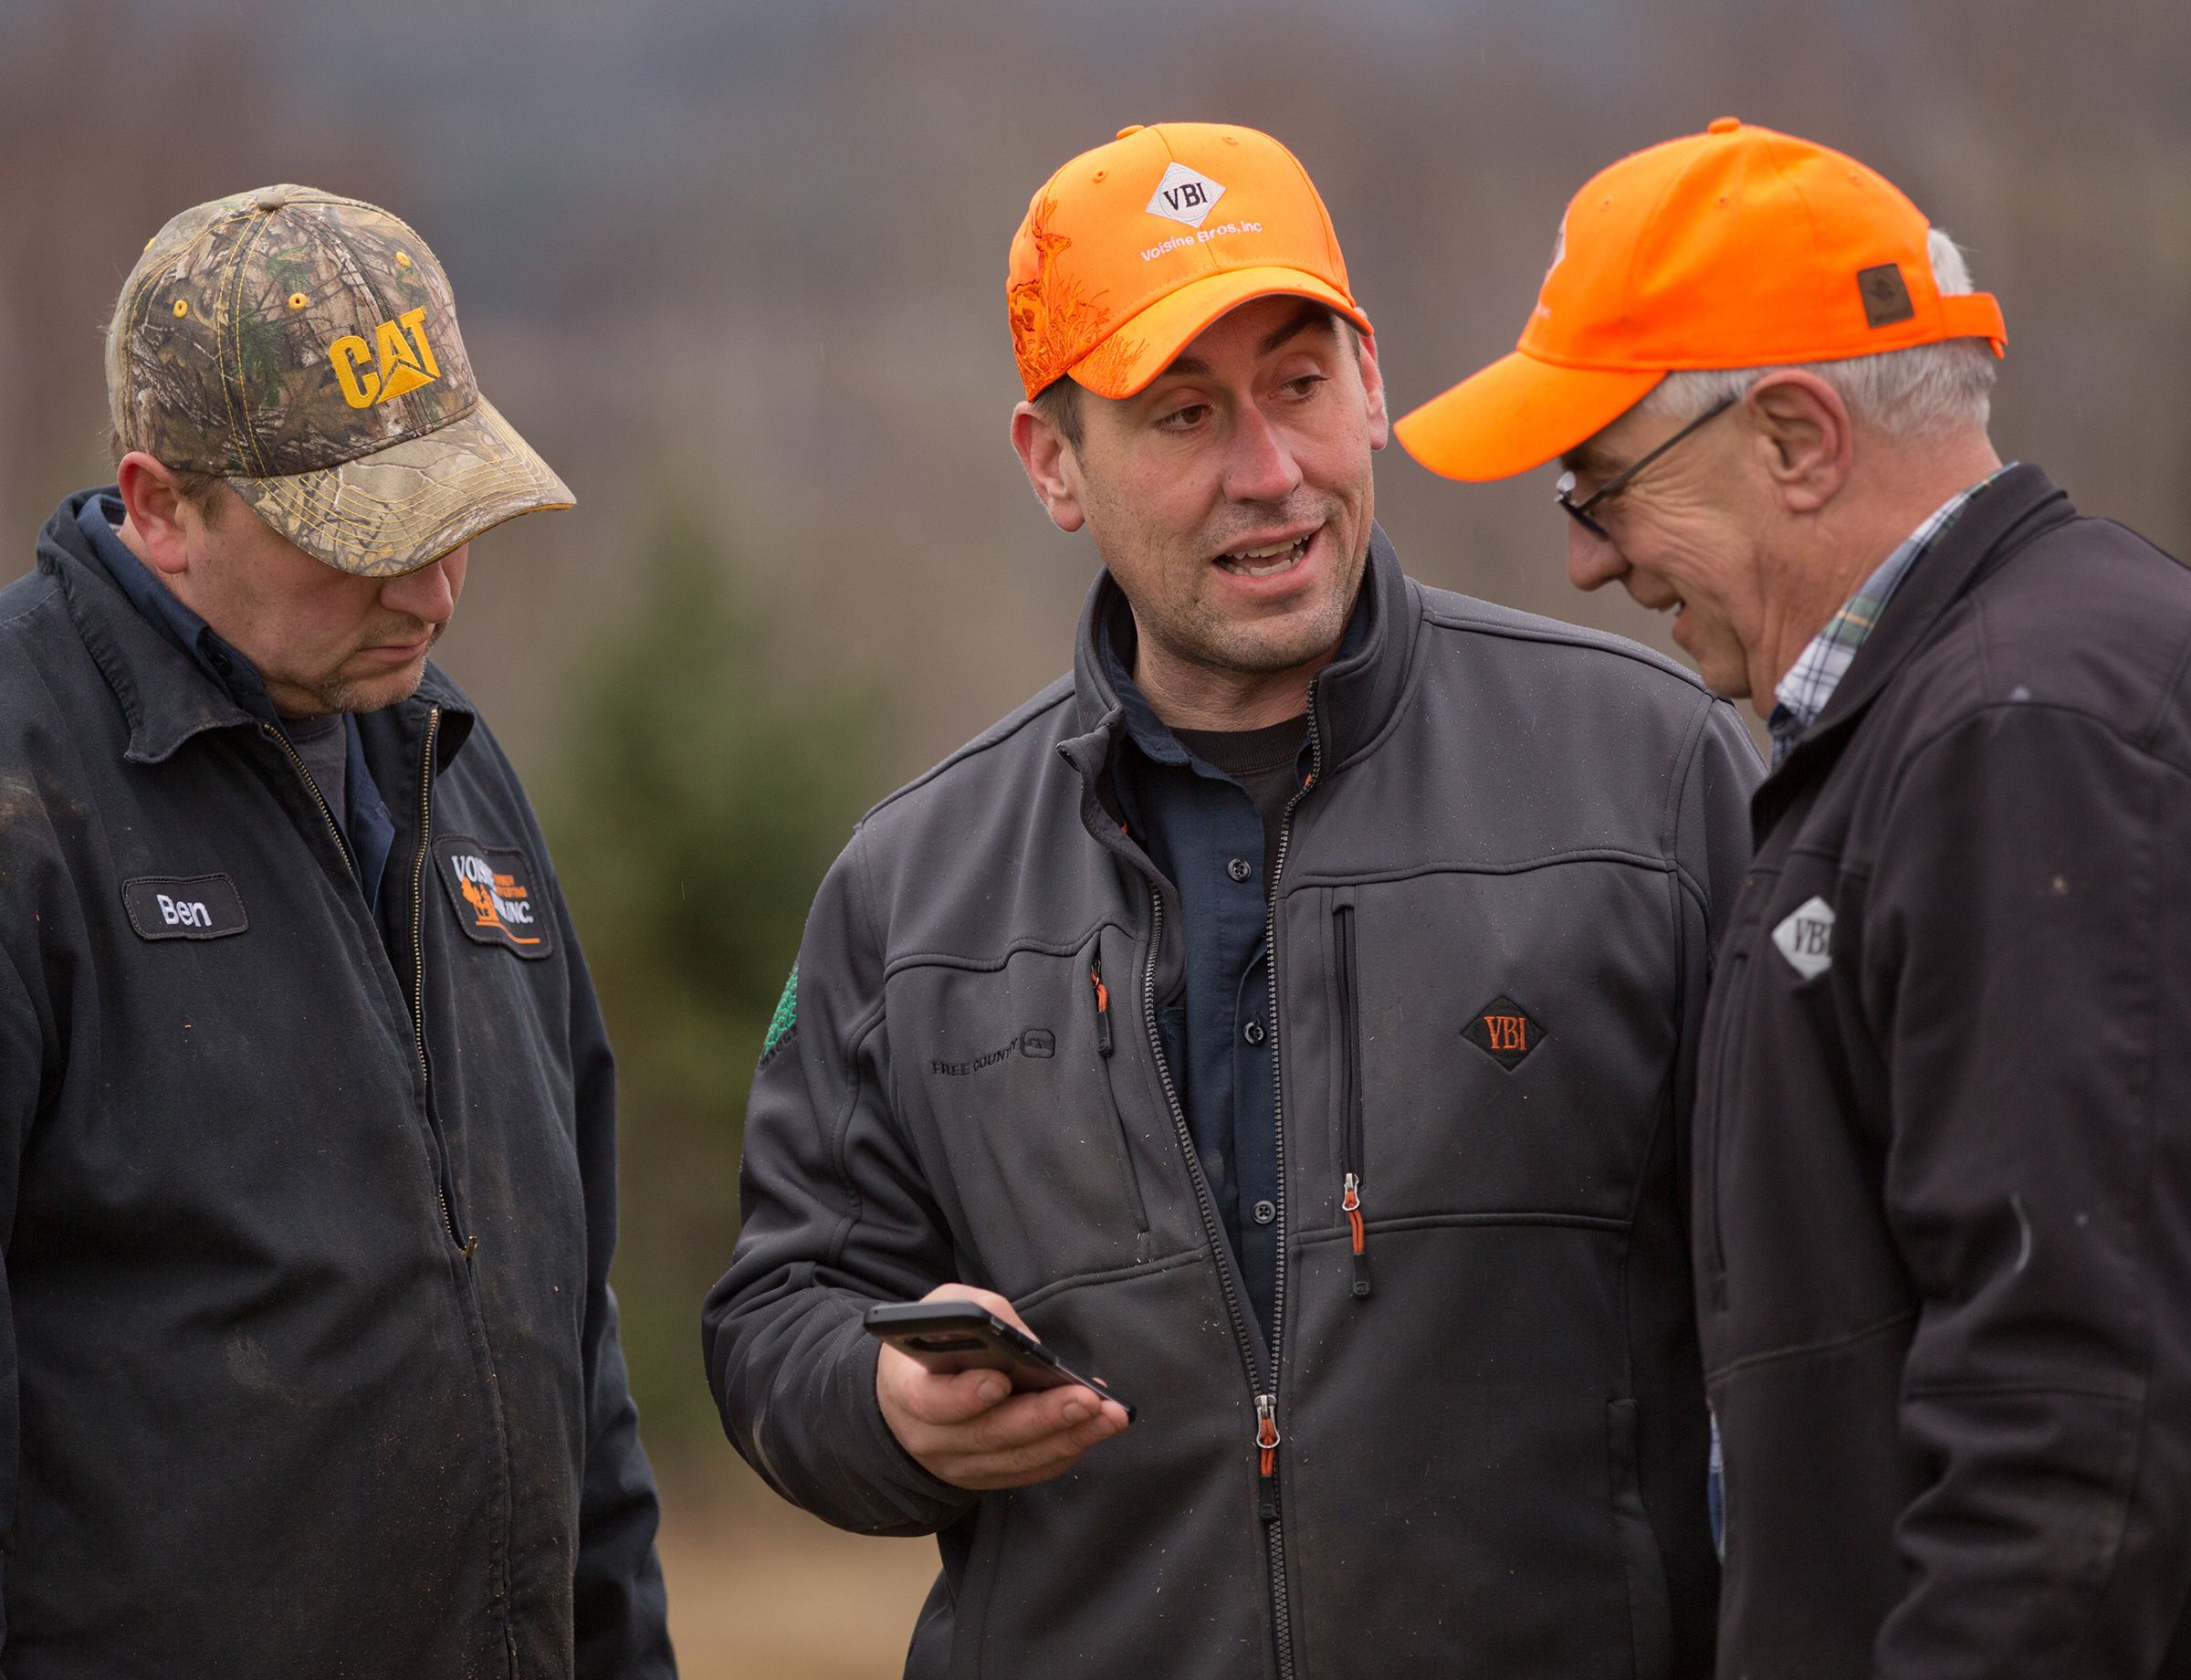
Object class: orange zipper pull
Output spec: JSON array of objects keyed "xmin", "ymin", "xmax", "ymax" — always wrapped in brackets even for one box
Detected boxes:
[
  {"xmin": 1255, "ymin": 1392, "xmax": 1281, "ymax": 1521},
  {"xmin": 1090, "ymin": 963, "xmax": 1113, "ymax": 1056},
  {"xmin": 1343, "ymin": 1171, "xmax": 1372, "ymax": 1299}
]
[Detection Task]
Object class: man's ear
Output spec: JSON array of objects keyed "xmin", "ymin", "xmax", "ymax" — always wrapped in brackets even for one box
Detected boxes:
[
  {"xmin": 115, "ymin": 452, "xmax": 200, "ymax": 578},
  {"xmin": 1355, "ymin": 328, "xmax": 1389, "ymax": 451},
  {"xmin": 1743, "ymin": 372, "xmax": 1852, "ymax": 514},
  {"xmin": 1010, "ymin": 402, "xmax": 1087, "ymax": 534}
]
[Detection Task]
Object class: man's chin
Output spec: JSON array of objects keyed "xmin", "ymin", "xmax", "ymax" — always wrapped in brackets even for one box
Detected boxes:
[
  {"xmin": 307, "ymin": 658, "xmax": 430, "ymax": 716},
  {"xmin": 1190, "ymin": 609, "xmax": 1347, "ymax": 680},
  {"xmin": 1197, "ymin": 573, "xmax": 1363, "ymax": 677}
]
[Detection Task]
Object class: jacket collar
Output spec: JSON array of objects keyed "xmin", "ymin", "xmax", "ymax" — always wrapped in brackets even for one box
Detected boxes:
[
  {"xmin": 1760, "ymin": 462, "xmax": 2075, "ymax": 814},
  {"xmin": 37, "ymin": 488, "xmax": 477, "ymax": 770},
  {"xmin": 1060, "ymin": 520, "xmax": 1416, "ymax": 795}
]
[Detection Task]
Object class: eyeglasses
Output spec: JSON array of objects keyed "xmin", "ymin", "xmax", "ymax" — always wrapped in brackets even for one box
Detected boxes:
[{"xmin": 1554, "ymin": 395, "xmax": 1738, "ymax": 541}]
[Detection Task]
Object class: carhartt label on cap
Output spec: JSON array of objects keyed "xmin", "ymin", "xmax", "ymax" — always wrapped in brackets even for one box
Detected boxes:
[
  {"xmin": 123, "ymin": 874, "xmax": 248, "ymax": 941},
  {"xmin": 1146, "ymin": 163, "xmax": 1226, "ymax": 228},
  {"xmin": 1857, "ymin": 263, "xmax": 1915, "ymax": 328}
]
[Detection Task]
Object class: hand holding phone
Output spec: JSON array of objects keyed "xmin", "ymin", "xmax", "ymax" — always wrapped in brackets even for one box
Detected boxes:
[
  {"xmin": 870, "ymin": 1285, "xmax": 1132, "ymax": 1492},
  {"xmin": 866, "ymin": 1298, "xmax": 1136, "ymax": 1418}
]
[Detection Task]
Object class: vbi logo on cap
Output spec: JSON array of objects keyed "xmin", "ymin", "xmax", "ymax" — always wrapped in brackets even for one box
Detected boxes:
[{"xmin": 1146, "ymin": 163, "xmax": 1227, "ymax": 229}]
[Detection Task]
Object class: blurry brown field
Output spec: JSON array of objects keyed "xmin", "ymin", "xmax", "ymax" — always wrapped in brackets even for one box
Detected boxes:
[{"xmin": 658, "ymin": 1456, "xmax": 938, "ymax": 1679}]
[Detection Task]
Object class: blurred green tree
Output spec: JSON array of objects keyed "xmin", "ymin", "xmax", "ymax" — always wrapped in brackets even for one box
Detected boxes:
[{"xmin": 539, "ymin": 505, "xmax": 885, "ymax": 1452}]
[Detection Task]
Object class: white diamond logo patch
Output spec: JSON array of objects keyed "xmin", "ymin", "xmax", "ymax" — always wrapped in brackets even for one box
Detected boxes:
[
  {"xmin": 1146, "ymin": 163, "xmax": 1226, "ymax": 228},
  {"xmin": 1772, "ymin": 896, "xmax": 1836, "ymax": 980}
]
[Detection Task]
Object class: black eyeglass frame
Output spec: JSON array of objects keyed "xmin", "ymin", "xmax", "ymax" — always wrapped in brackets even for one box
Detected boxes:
[{"xmin": 1554, "ymin": 394, "xmax": 1739, "ymax": 541}]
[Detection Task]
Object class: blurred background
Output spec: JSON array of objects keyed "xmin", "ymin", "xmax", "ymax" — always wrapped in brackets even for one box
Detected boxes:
[{"xmin": 5, "ymin": 0, "xmax": 2186, "ymax": 1670}]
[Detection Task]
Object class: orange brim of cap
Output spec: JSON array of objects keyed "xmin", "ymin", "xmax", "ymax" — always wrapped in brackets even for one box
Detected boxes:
[
  {"xmin": 1394, "ymin": 351, "xmax": 1666, "ymax": 482},
  {"xmin": 1068, "ymin": 266, "xmax": 1374, "ymax": 401}
]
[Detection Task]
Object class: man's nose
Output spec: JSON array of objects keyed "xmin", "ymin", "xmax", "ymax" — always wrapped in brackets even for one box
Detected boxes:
[
  {"xmin": 1223, "ymin": 409, "xmax": 1304, "ymax": 505},
  {"xmin": 382, "ymin": 550, "xmax": 462, "ymax": 624},
  {"xmin": 1566, "ymin": 519, "xmax": 1627, "ymax": 593}
]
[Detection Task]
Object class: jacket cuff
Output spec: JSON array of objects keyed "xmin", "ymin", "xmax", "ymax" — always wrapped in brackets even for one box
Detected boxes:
[{"xmin": 846, "ymin": 1332, "xmax": 982, "ymax": 1529}]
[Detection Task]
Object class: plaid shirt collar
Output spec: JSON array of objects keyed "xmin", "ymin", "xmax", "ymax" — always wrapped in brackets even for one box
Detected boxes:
[{"xmin": 1766, "ymin": 467, "xmax": 2008, "ymax": 766}]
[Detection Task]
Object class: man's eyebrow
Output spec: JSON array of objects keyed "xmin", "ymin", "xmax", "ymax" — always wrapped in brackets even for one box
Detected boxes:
[
  {"xmin": 1257, "ymin": 299, "xmax": 1338, "ymax": 357},
  {"xmin": 1156, "ymin": 301, "xmax": 1340, "ymax": 381},
  {"xmin": 1560, "ymin": 441, "xmax": 1619, "ymax": 479}
]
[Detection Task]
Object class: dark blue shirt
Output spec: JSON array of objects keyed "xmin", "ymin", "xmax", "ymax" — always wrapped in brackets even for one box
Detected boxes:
[
  {"xmin": 75, "ymin": 492, "xmax": 396, "ymax": 915},
  {"xmin": 1101, "ymin": 614, "xmax": 1315, "ymax": 1350}
]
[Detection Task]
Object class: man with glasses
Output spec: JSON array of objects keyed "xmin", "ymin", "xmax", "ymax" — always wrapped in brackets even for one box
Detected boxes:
[{"xmin": 1400, "ymin": 116, "xmax": 2191, "ymax": 1676}]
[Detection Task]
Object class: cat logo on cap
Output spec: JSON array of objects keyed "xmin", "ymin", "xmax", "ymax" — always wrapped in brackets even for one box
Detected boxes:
[
  {"xmin": 434, "ymin": 835, "xmax": 553, "ymax": 960},
  {"xmin": 330, "ymin": 308, "xmax": 442, "ymax": 409}
]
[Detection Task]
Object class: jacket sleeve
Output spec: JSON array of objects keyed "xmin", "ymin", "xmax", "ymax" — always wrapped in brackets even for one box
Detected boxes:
[
  {"xmin": 0, "ymin": 934, "xmax": 36, "ymax": 1674},
  {"xmin": 702, "ymin": 825, "xmax": 976, "ymax": 1537},
  {"xmin": 1658, "ymin": 694, "xmax": 1760, "ymax": 1672},
  {"xmin": 558, "ymin": 889, "xmax": 677, "ymax": 1679},
  {"xmin": 1864, "ymin": 704, "xmax": 2191, "ymax": 1676}
]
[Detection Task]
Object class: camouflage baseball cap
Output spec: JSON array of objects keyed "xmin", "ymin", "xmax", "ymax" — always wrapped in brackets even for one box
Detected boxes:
[{"xmin": 107, "ymin": 184, "xmax": 571, "ymax": 578}]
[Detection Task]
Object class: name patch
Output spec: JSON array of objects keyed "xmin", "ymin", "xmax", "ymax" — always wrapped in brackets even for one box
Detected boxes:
[
  {"xmin": 123, "ymin": 874, "xmax": 248, "ymax": 941},
  {"xmin": 434, "ymin": 835, "xmax": 554, "ymax": 960}
]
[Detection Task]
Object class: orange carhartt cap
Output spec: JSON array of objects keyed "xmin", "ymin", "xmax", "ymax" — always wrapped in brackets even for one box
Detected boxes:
[
  {"xmin": 1395, "ymin": 117, "xmax": 2008, "ymax": 481},
  {"xmin": 1007, "ymin": 122, "xmax": 1374, "ymax": 401}
]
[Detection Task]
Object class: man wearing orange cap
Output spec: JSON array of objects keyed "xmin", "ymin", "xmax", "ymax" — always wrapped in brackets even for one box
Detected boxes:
[
  {"xmin": 1400, "ymin": 118, "xmax": 2191, "ymax": 1676},
  {"xmin": 709, "ymin": 122, "xmax": 1756, "ymax": 1677}
]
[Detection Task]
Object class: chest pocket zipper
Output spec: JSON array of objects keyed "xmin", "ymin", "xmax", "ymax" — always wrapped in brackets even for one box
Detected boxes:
[
  {"xmin": 1091, "ymin": 956, "xmax": 1153, "ymax": 1259},
  {"xmin": 1334, "ymin": 902, "xmax": 1370, "ymax": 1299}
]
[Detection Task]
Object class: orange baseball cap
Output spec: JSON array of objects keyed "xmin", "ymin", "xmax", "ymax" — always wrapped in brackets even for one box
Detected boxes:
[
  {"xmin": 1395, "ymin": 117, "xmax": 2008, "ymax": 482},
  {"xmin": 1007, "ymin": 121, "xmax": 1374, "ymax": 401}
]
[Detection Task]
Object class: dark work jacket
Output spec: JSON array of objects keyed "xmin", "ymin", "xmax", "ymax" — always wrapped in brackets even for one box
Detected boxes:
[
  {"xmin": 0, "ymin": 494, "xmax": 674, "ymax": 1677},
  {"xmin": 707, "ymin": 530, "xmax": 1758, "ymax": 1679},
  {"xmin": 1696, "ymin": 465, "xmax": 2191, "ymax": 1677}
]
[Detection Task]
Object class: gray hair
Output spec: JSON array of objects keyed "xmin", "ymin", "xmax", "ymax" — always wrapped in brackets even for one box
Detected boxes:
[{"xmin": 1641, "ymin": 228, "xmax": 1997, "ymax": 437}]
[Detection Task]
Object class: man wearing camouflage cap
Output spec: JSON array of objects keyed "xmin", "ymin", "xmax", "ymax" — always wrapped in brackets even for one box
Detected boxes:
[{"xmin": 0, "ymin": 187, "xmax": 672, "ymax": 1675}]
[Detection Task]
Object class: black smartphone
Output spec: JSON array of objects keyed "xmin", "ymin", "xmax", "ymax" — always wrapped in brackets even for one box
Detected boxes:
[{"xmin": 864, "ymin": 1299, "xmax": 1136, "ymax": 1422}]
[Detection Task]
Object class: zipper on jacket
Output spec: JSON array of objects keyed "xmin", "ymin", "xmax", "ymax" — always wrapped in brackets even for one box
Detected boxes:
[
  {"xmin": 1255, "ymin": 1391, "xmax": 1282, "ymax": 1520},
  {"xmin": 1332, "ymin": 902, "xmax": 1370, "ymax": 1300},
  {"xmin": 1091, "ymin": 961, "xmax": 1115, "ymax": 1057},
  {"xmin": 265, "ymin": 714, "xmax": 467, "ymax": 1254},
  {"xmin": 259, "ymin": 723, "xmax": 355, "ymax": 878},
  {"xmin": 1248, "ymin": 697, "xmax": 1320, "ymax": 1679},
  {"xmin": 1132, "ymin": 680, "xmax": 1323, "ymax": 1679},
  {"xmin": 1138, "ymin": 885, "xmax": 1294, "ymax": 1676},
  {"xmin": 1089, "ymin": 958, "xmax": 1151, "ymax": 1255},
  {"xmin": 408, "ymin": 708, "xmax": 472, "ymax": 1255}
]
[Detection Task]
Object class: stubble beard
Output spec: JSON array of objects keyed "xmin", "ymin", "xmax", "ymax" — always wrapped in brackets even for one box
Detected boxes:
[
  {"xmin": 1148, "ymin": 518, "xmax": 1364, "ymax": 683},
  {"xmin": 283, "ymin": 620, "xmax": 442, "ymax": 715}
]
